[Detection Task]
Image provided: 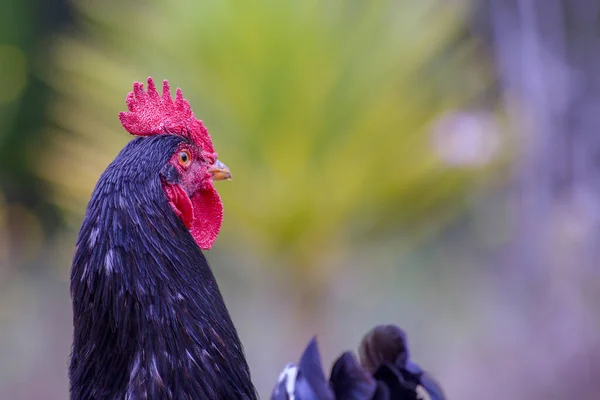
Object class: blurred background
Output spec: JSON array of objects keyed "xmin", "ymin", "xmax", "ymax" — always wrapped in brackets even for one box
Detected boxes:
[{"xmin": 1, "ymin": 0, "xmax": 599, "ymax": 398}]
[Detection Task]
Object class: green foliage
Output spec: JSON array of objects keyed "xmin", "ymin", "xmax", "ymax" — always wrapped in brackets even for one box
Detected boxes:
[{"xmin": 39, "ymin": 0, "xmax": 492, "ymax": 271}]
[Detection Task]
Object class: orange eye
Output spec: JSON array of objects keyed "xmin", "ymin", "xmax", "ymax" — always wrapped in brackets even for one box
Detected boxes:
[{"xmin": 177, "ymin": 150, "xmax": 191, "ymax": 166}]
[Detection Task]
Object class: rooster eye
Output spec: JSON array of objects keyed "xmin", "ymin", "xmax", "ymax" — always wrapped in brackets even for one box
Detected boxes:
[{"xmin": 177, "ymin": 150, "xmax": 191, "ymax": 166}]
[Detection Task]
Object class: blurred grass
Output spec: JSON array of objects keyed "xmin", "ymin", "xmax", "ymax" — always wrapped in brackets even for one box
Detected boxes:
[{"xmin": 37, "ymin": 0, "xmax": 498, "ymax": 280}]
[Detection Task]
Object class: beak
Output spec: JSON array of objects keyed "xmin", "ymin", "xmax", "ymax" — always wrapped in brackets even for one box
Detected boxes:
[{"xmin": 208, "ymin": 160, "xmax": 232, "ymax": 181}]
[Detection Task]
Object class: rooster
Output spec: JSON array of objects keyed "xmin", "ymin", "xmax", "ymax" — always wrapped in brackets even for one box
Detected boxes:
[
  {"xmin": 69, "ymin": 77, "xmax": 445, "ymax": 400},
  {"xmin": 69, "ymin": 77, "xmax": 257, "ymax": 399}
]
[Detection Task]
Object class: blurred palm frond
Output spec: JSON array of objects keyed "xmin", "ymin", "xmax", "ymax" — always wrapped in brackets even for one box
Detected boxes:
[{"xmin": 39, "ymin": 0, "xmax": 499, "ymax": 271}]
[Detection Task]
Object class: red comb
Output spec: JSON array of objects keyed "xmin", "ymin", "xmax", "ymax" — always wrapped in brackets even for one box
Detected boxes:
[{"xmin": 118, "ymin": 77, "xmax": 214, "ymax": 154}]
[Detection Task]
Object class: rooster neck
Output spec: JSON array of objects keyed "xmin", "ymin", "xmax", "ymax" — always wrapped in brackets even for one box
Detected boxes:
[{"xmin": 69, "ymin": 136, "xmax": 256, "ymax": 400}]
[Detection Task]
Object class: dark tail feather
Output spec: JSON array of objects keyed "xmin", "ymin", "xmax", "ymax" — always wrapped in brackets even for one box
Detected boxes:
[
  {"xmin": 329, "ymin": 352, "xmax": 376, "ymax": 400},
  {"xmin": 371, "ymin": 381, "xmax": 391, "ymax": 400},
  {"xmin": 372, "ymin": 363, "xmax": 420, "ymax": 399},
  {"xmin": 296, "ymin": 338, "xmax": 334, "ymax": 400},
  {"xmin": 270, "ymin": 338, "xmax": 334, "ymax": 400},
  {"xmin": 270, "ymin": 324, "xmax": 445, "ymax": 400},
  {"xmin": 360, "ymin": 325, "xmax": 446, "ymax": 400},
  {"xmin": 359, "ymin": 325, "xmax": 409, "ymax": 373}
]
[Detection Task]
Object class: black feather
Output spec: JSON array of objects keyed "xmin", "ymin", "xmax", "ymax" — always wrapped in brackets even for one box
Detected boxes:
[
  {"xmin": 359, "ymin": 325, "xmax": 409, "ymax": 374},
  {"xmin": 372, "ymin": 363, "xmax": 419, "ymax": 399},
  {"xmin": 69, "ymin": 135, "xmax": 257, "ymax": 400},
  {"xmin": 360, "ymin": 325, "xmax": 446, "ymax": 400},
  {"xmin": 330, "ymin": 352, "xmax": 376, "ymax": 400},
  {"xmin": 269, "ymin": 338, "xmax": 334, "ymax": 400},
  {"xmin": 296, "ymin": 338, "xmax": 334, "ymax": 400},
  {"xmin": 270, "ymin": 325, "xmax": 445, "ymax": 400}
]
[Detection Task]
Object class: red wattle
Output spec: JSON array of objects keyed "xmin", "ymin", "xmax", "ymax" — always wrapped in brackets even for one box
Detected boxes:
[
  {"xmin": 162, "ymin": 182, "xmax": 223, "ymax": 250},
  {"xmin": 189, "ymin": 186, "xmax": 223, "ymax": 250}
]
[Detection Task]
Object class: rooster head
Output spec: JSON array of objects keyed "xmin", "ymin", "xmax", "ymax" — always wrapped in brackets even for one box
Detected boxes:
[{"xmin": 118, "ymin": 77, "xmax": 230, "ymax": 250}]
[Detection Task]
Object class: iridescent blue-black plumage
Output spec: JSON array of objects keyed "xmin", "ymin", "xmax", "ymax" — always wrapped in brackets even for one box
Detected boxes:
[
  {"xmin": 69, "ymin": 135, "xmax": 257, "ymax": 399},
  {"xmin": 270, "ymin": 325, "xmax": 445, "ymax": 400}
]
